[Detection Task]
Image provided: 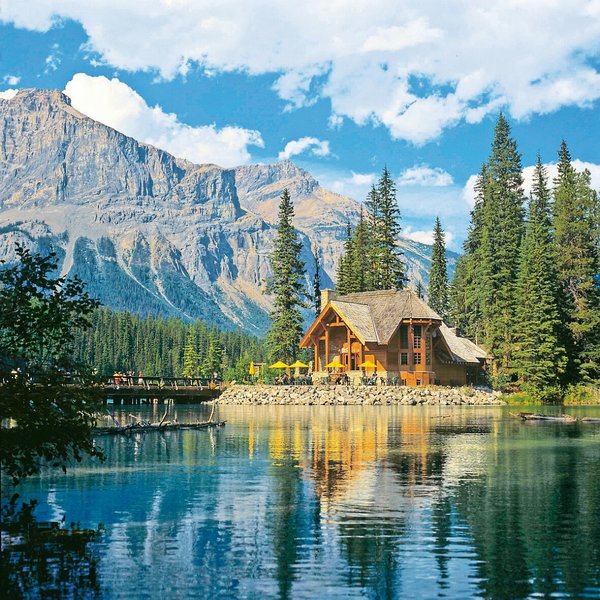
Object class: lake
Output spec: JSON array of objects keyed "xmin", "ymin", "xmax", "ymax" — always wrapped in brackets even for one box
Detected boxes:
[{"xmin": 10, "ymin": 404, "xmax": 600, "ymax": 599}]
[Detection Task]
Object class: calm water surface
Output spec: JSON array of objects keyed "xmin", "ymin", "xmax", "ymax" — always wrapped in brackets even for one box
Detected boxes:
[{"xmin": 14, "ymin": 404, "xmax": 600, "ymax": 599}]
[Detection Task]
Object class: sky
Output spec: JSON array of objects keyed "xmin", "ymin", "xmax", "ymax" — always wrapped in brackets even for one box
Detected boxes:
[{"xmin": 1, "ymin": 1, "xmax": 600, "ymax": 250}]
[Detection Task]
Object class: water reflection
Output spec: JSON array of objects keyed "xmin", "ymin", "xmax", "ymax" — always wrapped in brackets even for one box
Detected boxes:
[{"xmin": 11, "ymin": 405, "xmax": 600, "ymax": 599}]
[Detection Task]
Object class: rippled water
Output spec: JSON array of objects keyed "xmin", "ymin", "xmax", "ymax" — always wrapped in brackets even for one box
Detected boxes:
[{"xmin": 10, "ymin": 404, "xmax": 600, "ymax": 599}]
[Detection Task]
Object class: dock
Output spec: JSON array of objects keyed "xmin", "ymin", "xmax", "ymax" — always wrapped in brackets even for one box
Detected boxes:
[{"xmin": 103, "ymin": 376, "xmax": 222, "ymax": 404}]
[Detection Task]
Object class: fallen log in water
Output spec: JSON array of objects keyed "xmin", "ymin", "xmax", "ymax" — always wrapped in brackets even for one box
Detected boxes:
[
  {"xmin": 93, "ymin": 420, "xmax": 226, "ymax": 435},
  {"xmin": 512, "ymin": 412, "xmax": 577, "ymax": 423}
]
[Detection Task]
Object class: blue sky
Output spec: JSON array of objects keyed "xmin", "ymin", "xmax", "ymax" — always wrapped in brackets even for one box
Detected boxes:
[{"xmin": 1, "ymin": 2, "xmax": 600, "ymax": 250}]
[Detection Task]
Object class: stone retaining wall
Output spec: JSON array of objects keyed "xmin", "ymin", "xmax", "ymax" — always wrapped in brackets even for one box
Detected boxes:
[{"xmin": 219, "ymin": 384, "xmax": 503, "ymax": 406}]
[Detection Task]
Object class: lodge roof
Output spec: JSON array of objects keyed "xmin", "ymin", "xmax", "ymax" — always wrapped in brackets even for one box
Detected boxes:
[
  {"xmin": 300, "ymin": 289, "xmax": 487, "ymax": 365},
  {"xmin": 333, "ymin": 289, "xmax": 442, "ymax": 345},
  {"xmin": 437, "ymin": 323, "xmax": 488, "ymax": 364}
]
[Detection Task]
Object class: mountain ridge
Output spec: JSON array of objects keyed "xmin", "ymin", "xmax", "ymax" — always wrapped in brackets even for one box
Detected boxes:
[{"xmin": 0, "ymin": 89, "xmax": 456, "ymax": 334}]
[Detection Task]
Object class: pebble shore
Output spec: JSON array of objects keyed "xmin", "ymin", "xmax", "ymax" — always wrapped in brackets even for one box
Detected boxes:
[{"xmin": 219, "ymin": 384, "xmax": 503, "ymax": 406}]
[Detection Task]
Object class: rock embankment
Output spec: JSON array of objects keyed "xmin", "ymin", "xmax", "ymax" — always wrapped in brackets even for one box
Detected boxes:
[{"xmin": 219, "ymin": 385, "xmax": 503, "ymax": 406}]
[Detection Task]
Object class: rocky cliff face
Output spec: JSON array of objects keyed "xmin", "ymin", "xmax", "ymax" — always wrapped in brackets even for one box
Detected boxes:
[{"xmin": 0, "ymin": 89, "xmax": 455, "ymax": 335}]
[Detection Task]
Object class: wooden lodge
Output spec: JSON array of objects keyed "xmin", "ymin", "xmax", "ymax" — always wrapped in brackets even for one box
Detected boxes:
[{"xmin": 300, "ymin": 289, "xmax": 487, "ymax": 386}]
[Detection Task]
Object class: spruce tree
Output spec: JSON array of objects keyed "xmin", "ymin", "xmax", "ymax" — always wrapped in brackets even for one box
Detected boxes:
[
  {"xmin": 376, "ymin": 166, "xmax": 405, "ymax": 289},
  {"xmin": 267, "ymin": 189, "xmax": 306, "ymax": 363},
  {"xmin": 553, "ymin": 141, "xmax": 600, "ymax": 382},
  {"xmin": 480, "ymin": 114, "xmax": 525, "ymax": 374},
  {"xmin": 350, "ymin": 208, "xmax": 370, "ymax": 293},
  {"xmin": 428, "ymin": 217, "xmax": 449, "ymax": 319},
  {"xmin": 202, "ymin": 331, "xmax": 223, "ymax": 379},
  {"xmin": 182, "ymin": 327, "xmax": 200, "ymax": 377},
  {"xmin": 415, "ymin": 280, "xmax": 424, "ymax": 299},
  {"xmin": 312, "ymin": 245, "xmax": 321, "ymax": 318},
  {"xmin": 364, "ymin": 184, "xmax": 382, "ymax": 290},
  {"xmin": 336, "ymin": 221, "xmax": 354, "ymax": 295},
  {"xmin": 514, "ymin": 157, "xmax": 567, "ymax": 392}
]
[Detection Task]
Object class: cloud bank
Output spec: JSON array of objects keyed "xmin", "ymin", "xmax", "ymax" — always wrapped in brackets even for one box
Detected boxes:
[
  {"xmin": 63, "ymin": 74, "xmax": 263, "ymax": 167},
  {"xmin": 278, "ymin": 137, "xmax": 330, "ymax": 160},
  {"xmin": 4, "ymin": 1, "xmax": 600, "ymax": 144}
]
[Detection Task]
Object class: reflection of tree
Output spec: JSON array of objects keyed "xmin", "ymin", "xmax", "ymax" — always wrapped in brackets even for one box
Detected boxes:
[
  {"xmin": 269, "ymin": 456, "xmax": 303, "ymax": 600},
  {"xmin": 431, "ymin": 495, "xmax": 452, "ymax": 589},
  {"xmin": 338, "ymin": 507, "xmax": 405, "ymax": 599},
  {"xmin": 1, "ymin": 498, "xmax": 102, "ymax": 598},
  {"xmin": 450, "ymin": 424, "xmax": 600, "ymax": 599}
]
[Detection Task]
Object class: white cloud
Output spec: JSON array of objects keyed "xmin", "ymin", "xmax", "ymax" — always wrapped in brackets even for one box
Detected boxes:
[
  {"xmin": 398, "ymin": 165, "xmax": 453, "ymax": 187},
  {"xmin": 0, "ymin": 89, "xmax": 18, "ymax": 100},
  {"xmin": 3, "ymin": 74, "xmax": 20, "ymax": 86},
  {"xmin": 44, "ymin": 43, "xmax": 61, "ymax": 73},
  {"xmin": 404, "ymin": 225, "xmax": 455, "ymax": 247},
  {"xmin": 278, "ymin": 136, "xmax": 330, "ymax": 160},
  {"xmin": 4, "ymin": 1, "xmax": 600, "ymax": 144},
  {"xmin": 462, "ymin": 159, "xmax": 600, "ymax": 207},
  {"xmin": 63, "ymin": 73, "xmax": 263, "ymax": 167}
]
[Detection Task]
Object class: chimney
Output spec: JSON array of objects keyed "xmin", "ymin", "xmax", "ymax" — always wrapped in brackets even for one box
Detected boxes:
[{"xmin": 320, "ymin": 289, "xmax": 337, "ymax": 311}]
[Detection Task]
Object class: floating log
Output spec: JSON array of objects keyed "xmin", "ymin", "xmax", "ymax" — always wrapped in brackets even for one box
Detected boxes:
[
  {"xmin": 515, "ymin": 412, "xmax": 576, "ymax": 423},
  {"xmin": 93, "ymin": 420, "xmax": 226, "ymax": 435}
]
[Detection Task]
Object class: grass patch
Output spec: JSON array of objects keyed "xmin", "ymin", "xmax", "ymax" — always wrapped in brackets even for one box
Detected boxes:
[{"xmin": 563, "ymin": 385, "xmax": 600, "ymax": 405}]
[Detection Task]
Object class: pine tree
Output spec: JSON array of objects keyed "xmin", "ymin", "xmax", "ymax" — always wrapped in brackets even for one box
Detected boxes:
[
  {"xmin": 480, "ymin": 114, "xmax": 525, "ymax": 374},
  {"xmin": 336, "ymin": 221, "xmax": 354, "ymax": 295},
  {"xmin": 312, "ymin": 245, "xmax": 321, "ymax": 319},
  {"xmin": 514, "ymin": 157, "xmax": 567, "ymax": 392},
  {"xmin": 202, "ymin": 331, "xmax": 223, "ymax": 379},
  {"xmin": 350, "ymin": 207, "xmax": 370, "ymax": 293},
  {"xmin": 428, "ymin": 217, "xmax": 449, "ymax": 319},
  {"xmin": 415, "ymin": 280, "xmax": 424, "ymax": 299},
  {"xmin": 267, "ymin": 189, "xmax": 306, "ymax": 363},
  {"xmin": 553, "ymin": 141, "xmax": 600, "ymax": 382},
  {"xmin": 376, "ymin": 167, "xmax": 405, "ymax": 289},
  {"xmin": 364, "ymin": 184, "xmax": 382, "ymax": 290},
  {"xmin": 182, "ymin": 326, "xmax": 200, "ymax": 377}
]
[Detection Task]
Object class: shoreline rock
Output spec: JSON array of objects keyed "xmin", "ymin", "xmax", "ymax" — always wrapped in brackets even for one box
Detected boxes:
[{"xmin": 218, "ymin": 384, "xmax": 504, "ymax": 406}]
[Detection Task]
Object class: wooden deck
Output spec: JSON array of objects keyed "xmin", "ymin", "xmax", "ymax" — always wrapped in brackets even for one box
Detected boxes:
[{"xmin": 104, "ymin": 376, "xmax": 222, "ymax": 404}]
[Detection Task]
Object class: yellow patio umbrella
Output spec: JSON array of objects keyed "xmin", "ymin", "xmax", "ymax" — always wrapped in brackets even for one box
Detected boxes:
[
  {"xmin": 290, "ymin": 359, "xmax": 308, "ymax": 377},
  {"xmin": 269, "ymin": 361, "xmax": 290, "ymax": 369},
  {"xmin": 326, "ymin": 359, "xmax": 344, "ymax": 369},
  {"xmin": 289, "ymin": 360, "xmax": 308, "ymax": 368},
  {"xmin": 248, "ymin": 361, "xmax": 256, "ymax": 376},
  {"xmin": 358, "ymin": 359, "xmax": 378, "ymax": 370}
]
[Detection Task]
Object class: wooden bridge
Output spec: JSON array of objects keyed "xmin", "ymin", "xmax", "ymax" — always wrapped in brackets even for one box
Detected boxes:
[{"xmin": 104, "ymin": 376, "xmax": 222, "ymax": 404}]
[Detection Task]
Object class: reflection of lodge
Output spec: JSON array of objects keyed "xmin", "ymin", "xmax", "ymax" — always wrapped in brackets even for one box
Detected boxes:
[{"xmin": 300, "ymin": 289, "xmax": 487, "ymax": 386}]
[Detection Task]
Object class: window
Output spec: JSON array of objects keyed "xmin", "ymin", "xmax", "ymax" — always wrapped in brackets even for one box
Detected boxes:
[
  {"xmin": 400, "ymin": 352, "xmax": 408, "ymax": 365},
  {"xmin": 414, "ymin": 352, "xmax": 422, "ymax": 365},
  {"xmin": 416, "ymin": 379, "xmax": 421, "ymax": 386},
  {"xmin": 399, "ymin": 324, "xmax": 408, "ymax": 348},
  {"xmin": 413, "ymin": 325, "xmax": 422, "ymax": 349}
]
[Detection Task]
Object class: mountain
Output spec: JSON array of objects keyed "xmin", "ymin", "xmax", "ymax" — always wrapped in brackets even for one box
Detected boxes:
[{"xmin": 0, "ymin": 89, "xmax": 457, "ymax": 335}]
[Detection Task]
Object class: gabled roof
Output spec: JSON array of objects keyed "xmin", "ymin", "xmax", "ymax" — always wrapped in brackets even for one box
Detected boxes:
[
  {"xmin": 300, "ymin": 289, "xmax": 443, "ymax": 347},
  {"xmin": 335, "ymin": 289, "xmax": 442, "ymax": 345},
  {"xmin": 437, "ymin": 323, "xmax": 487, "ymax": 364},
  {"xmin": 331, "ymin": 300, "xmax": 378, "ymax": 344}
]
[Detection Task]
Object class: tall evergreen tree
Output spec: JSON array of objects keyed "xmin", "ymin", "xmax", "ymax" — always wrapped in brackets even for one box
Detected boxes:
[
  {"xmin": 480, "ymin": 114, "xmax": 525, "ymax": 374},
  {"xmin": 182, "ymin": 327, "xmax": 200, "ymax": 377},
  {"xmin": 312, "ymin": 245, "xmax": 321, "ymax": 319},
  {"xmin": 202, "ymin": 331, "xmax": 223, "ymax": 378},
  {"xmin": 364, "ymin": 184, "xmax": 382, "ymax": 290},
  {"xmin": 376, "ymin": 167, "xmax": 405, "ymax": 289},
  {"xmin": 336, "ymin": 221, "xmax": 354, "ymax": 295},
  {"xmin": 415, "ymin": 280, "xmax": 424, "ymax": 300},
  {"xmin": 428, "ymin": 217, "xmax": 449, "ymax": 319},
  {"xmin": 267, "ymin": 189, "xmax": 306, "ymax": 363},
  {"xmin": 514, "ymin": 157, "xmax": 567, "ymax": 391},
  {"xmin": 553, "ymin": 141, "xmax": 600, "ymax": 382},
  {"xmin": 349, "ymin": 208, "xmax": 370, "ymax": 293}
]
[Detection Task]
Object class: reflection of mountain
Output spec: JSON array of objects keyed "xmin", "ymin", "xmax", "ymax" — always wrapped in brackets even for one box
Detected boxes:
[{"xmin": 0, "ymin": 90, "xmax": 458, "ymax": 334}]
